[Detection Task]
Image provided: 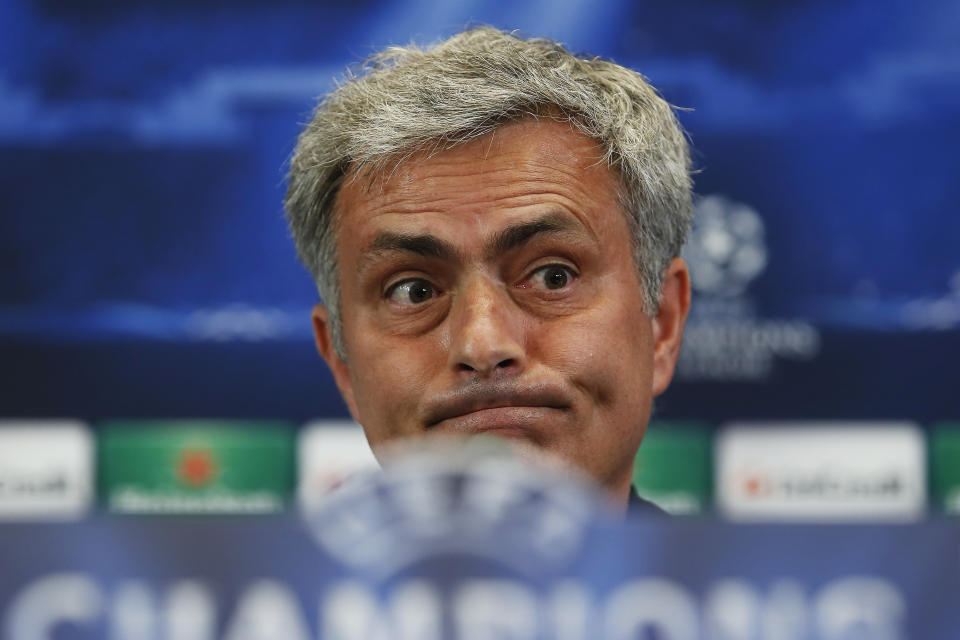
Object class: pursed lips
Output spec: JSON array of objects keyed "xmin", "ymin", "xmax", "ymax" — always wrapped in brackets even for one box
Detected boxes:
[{"xmin": 423, "ymin": 383, "xmax": 572, "ymax": 442}]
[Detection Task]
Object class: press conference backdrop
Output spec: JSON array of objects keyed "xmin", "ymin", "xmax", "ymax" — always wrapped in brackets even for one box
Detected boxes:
[
  {"xmin": 1, "ymin": 0, "xmax": 958, "ymax": 422},
  {"xmin": 1, "ymin": 1, "xmax": 959, "ymax": 638}
]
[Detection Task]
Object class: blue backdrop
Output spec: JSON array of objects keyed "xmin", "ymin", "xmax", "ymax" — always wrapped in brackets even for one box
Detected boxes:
[{"xmin": 1, "ymin": 0, "xmax": 958, "ymax": 422}]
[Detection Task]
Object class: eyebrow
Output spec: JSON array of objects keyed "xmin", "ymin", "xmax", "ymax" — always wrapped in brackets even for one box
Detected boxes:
[
  {"xmin": 361, "ymin": 211, "xmax": 583, "ymax": 266},
  {"xmin": 485, "ymin": 211, "xmax": 580, "ymax": 259},
  {"xmin": 367, "ymin": 232, "xmax": 461, "ymax": 262}
]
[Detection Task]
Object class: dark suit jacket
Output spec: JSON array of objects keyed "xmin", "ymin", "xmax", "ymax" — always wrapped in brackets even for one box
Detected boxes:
[{"xmin": 628, "ymin": 489, "xmax": 668, "ymax": 516}]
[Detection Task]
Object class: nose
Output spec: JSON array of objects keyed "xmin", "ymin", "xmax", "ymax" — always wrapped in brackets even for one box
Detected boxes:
[{"xmin": 447, "ymin": 275, "xmax": 526, "ymax": 378}]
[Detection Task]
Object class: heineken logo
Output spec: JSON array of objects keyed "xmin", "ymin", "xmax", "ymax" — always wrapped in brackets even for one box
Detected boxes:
[
  {"xmin": 177, "ymin": 448, "xmax": 218, "ymax": 488},
  {"xmin": 99, "ymin": 421, "xmax": 294, "ymax": 514}
]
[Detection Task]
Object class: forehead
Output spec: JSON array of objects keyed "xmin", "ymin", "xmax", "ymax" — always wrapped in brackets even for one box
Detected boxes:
[{"xmin": 334, "ymin": 118, "xmax": 624, "ymax": 240}]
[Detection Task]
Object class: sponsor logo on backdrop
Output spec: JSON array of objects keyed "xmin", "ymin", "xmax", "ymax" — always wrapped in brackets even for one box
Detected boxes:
[
  {"xmin": 100, "ymin": 421, "xmax": 294, "ymax": 514},
  {"xmin": 678, "ymin": 195, "xmax": 820, "ymax": 381},
  {"xmin": 297, "ymin": 420, "xmax": 380, "ymax": 512},
  {"xmin": 176, "ymin": 447, "xmax": 219, "ymax": 488},
  {"xmin": 0, "ymin": 421, "xmax": 93, "ymax": 520},
  {"xmin": 929, "ymin": 423, "xmax": 960, "ymax": 515},
  {"xmin": 631, "ymin": 424, "xmax": 712, "ymax": 515},
  {"xmin": 716, "ymin": 422, "xmax": 925, "ymax": 522}
]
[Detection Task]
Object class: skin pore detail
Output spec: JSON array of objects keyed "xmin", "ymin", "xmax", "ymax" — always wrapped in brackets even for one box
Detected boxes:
[{"xmin": 312, "ymin": 117, "xmax": 690, "ymax": 506}]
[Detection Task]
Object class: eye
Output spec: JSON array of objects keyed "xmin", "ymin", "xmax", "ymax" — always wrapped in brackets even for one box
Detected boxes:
[
  {"xmin": 522, "ymin": 264, "xmax": 577, "ymax": 291},
  {"xmin": 386, "ymin": 278, "xmax": 438, "ymax": 305}
]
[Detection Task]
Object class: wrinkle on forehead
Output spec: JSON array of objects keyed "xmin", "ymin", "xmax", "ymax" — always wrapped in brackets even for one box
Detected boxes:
[{"xmin": 334, "ymin": 118, "xmax": 625, "ymax": 249}]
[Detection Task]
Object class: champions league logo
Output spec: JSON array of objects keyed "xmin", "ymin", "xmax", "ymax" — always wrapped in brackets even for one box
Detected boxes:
[
  {"xmin": 677, "ymin": 195, "xmax": 821, "ymax": 382},
  {"xmin": 683, "ymin": 195, "xmax": 768, "ymax": 299},
  {"xmin": 300, "ymin": 437, "xmax": 605, "ymax": 579}
]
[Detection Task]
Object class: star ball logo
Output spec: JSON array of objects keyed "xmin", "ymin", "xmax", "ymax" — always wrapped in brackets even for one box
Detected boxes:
[
  {"xmin": 301, "ymin": 438, "xmax": 603, "ymax": 578},
  {"xmin": 677, "ymin": 194, "xmax": 820, "ymax": 381},
  {"xmin": 683, "ymin": 194, "xmax": 768, "ymax": 298}
]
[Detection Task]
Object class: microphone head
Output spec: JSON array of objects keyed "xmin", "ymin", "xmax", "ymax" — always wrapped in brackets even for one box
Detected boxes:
[{"xmin": 301, "ymin": 434, "xmax": 611, "ymax": 578}]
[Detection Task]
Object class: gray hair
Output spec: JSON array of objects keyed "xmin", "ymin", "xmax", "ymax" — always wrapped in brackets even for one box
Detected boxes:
[{"xmin": 286, "ymin": 27, "xmax": 692, "ymax": 358}]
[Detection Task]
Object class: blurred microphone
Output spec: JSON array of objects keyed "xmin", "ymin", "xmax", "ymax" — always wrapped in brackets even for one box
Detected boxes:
[{"xmin": 300, "ymin": 434, "xmax": 612, "ymax": 578}]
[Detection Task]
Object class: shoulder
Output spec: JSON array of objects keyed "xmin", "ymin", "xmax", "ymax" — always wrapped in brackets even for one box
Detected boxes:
[{"xmin": 627, "ymin": 489, "xmax": 669, "ymax": 517}]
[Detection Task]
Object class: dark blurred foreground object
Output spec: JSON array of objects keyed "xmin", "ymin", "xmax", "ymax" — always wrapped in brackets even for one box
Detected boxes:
[
  {"xmin": 2, "ymin": 437, "xmax": 960, "ymax": 639},
  {"xmin": 301, "ymin": 435, "xmax": 607, "ymax": 577}
]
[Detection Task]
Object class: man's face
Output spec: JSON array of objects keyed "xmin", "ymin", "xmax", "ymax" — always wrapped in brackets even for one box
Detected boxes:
[{"xmin": 313, "ymin": 118, "xmax": 689, "ymax": 501}]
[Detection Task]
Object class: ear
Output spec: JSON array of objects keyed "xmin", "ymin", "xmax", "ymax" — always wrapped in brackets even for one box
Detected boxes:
[
  {"xmin": 311, "ymin": 304, "xmax": 361, "ymax": 422},
  {"xmin": 651, "ymin": 257, "xmax": 692, "ymax": 396}
]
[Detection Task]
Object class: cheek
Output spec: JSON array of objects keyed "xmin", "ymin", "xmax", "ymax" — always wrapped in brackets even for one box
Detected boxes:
[
  {"xmin": 530, "ymin": 296, "xmax": 654, "ymax": 407},
  {"xmin": 345, "ymin": 325, "xmax": 437, "ymax": 421}
]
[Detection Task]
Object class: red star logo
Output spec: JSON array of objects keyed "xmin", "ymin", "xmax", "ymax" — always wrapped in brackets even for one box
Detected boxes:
[{"xmin": 177, "ymin": 448, "xmax": 218, "ymax": 488}]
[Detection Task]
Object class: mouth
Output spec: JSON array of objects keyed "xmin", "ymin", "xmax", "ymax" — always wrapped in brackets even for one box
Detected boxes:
[{"xmin": 423, "ymin": 381, "xmax": 572, "ymax": 442}]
